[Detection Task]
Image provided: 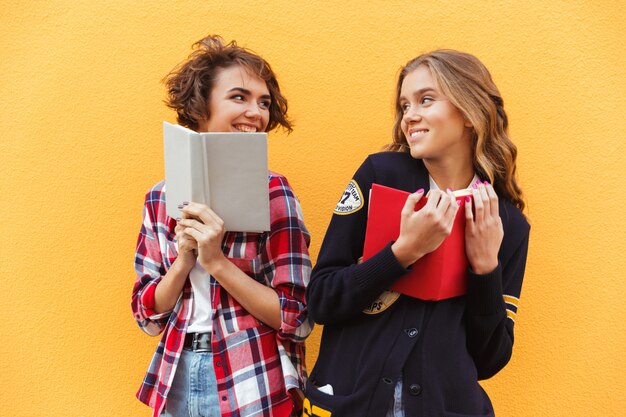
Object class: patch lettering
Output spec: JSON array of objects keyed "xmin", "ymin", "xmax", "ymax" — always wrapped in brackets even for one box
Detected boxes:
[
  {"xmin": 333, "ymin": 180, "xmax": 364, "ymax": 215},
  {"xmin": 363, "ymin": 290, "xmax": 401, "ymax": 315}
]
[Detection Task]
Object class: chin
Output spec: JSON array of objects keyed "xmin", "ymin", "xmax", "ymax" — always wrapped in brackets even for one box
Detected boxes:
[{"xmin": 409, "ymin": 147, "xmax": 424, "ymax": 160}]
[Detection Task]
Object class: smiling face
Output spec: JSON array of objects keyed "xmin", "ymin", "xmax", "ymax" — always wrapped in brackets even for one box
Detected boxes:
[
  {"xmin": 399, "ymin": 65, "xmax": 473, "ymax": 164},
  {"xmin": 197, "ymin": 65, "xmax": 271, "ymax": 133}
]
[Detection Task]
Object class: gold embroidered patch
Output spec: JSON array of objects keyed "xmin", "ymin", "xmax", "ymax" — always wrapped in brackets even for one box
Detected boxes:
[
  {"xmin": 362, "ymin": 290, "xmax": 401, "ymax": 315},
  {"xmin": 333, "ymin": 180, "xmax": 364, "ymax": 215},
  {"xmin": 303, "ymin": 397, "xmax": 332, "ymax": 417}
]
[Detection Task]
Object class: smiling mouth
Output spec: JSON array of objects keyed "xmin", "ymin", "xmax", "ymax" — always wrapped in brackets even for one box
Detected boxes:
[
  {"xmin": 409, "ymin": 129, "xmax": 429, "ymax": 139},
  {"xmin": 234, "ymin": 124, "xmax": 258, "ymax": 132}
]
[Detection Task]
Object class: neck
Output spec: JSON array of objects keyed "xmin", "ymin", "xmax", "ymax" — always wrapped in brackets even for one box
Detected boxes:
[{"xmin": 424, "ymin": 157, "xmax": 475, "ymax": 191}]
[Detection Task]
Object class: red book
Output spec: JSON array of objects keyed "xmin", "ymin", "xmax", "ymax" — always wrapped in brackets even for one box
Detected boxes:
[{"xmin": 363, "ymin": 183, "xmax": 471, "ymax": 301}]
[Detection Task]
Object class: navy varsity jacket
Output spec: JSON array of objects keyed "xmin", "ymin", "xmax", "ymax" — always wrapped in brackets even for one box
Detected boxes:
[{"xmin": 305, "ymin": 152, "xmax": 530, "ymax": 417}]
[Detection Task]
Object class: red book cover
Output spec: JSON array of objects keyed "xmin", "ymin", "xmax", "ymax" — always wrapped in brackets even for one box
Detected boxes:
[{"xmin": 363, "ymin": 183, "xmax": 471, "ymax": 300}]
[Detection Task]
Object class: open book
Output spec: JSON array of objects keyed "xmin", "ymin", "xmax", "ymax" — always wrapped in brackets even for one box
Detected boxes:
[
  {"xmin": 163, "ymin": 122, "xmax": 270, "ymax": 232},
  {"xmin": 363, "ymin": 183, "xmax": 472, "ymax": 300}
]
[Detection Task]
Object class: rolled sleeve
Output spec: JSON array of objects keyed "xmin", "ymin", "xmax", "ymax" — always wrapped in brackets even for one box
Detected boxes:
[
  {"xmin": 131, "ymin": 192, "xmax": 171, "ymax": 336},
  {"xmin": 263, "ymin": 176, "xmax": 313, "ymax": 342}
]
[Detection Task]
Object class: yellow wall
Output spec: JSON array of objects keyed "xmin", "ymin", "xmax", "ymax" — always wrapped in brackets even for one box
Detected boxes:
[{"xmin": 1, "ymin": 1, "xmax": 624, "ymax": 416}]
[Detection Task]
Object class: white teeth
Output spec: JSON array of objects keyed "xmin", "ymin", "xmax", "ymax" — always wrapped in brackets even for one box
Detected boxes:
[
  {"xmin": 410, "ymin": 130, "xmax": 427, "ymax": 138},
  {"xmin": 235, "ymin": 124, "xmax": 257, "ymax": 132}
]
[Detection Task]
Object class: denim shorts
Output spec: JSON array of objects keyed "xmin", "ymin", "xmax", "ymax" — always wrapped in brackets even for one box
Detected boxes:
[{"xmin": 161, "ymin": 348, "xmax": 220, "ymax": 417}]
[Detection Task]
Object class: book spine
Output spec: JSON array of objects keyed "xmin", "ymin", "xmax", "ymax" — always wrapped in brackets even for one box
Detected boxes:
[{"xmin": 189, "ymin": 134, "xmax": 209, "ymax": 206}]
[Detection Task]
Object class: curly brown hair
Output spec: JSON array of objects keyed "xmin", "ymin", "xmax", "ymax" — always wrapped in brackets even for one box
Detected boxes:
[
  {"xmin": 163, "ymin": 35, "xmax": 292, "ymax": 133},
  {"xmin": 385, "ymin": 50, "xmax": 525, "ymax": 211}
]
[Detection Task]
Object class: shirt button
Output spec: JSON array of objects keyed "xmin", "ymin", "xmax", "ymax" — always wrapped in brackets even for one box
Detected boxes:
[
  {"xmin": 382, "ymin": 377, "xmax": 394, "ymax": 384},
  {"xmin": 405, "ymin": 328, "xmax": 418, "ymax": 338},
  {"xmin": 221, "ymin": 396, "xmax": 227, "ymax": 401},
  {"xmin": 216, "ymin": 361, "xmax": 222, "ymax": 367},
  {"xmin": 409, "ymin": 384, "xmax": 422, "ymax": 396}
]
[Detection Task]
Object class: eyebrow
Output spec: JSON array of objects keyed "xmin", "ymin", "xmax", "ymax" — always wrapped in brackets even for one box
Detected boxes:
[
  {"xmin": 399, "ymin": 87, "xmax": 437, "ymax": 100},
  {"xmin": 227, "ymin": 87, "xmax": 271, "ymax": 100}
]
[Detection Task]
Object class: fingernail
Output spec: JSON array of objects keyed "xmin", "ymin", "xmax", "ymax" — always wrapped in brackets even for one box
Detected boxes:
[
  {"xmin": 484, "ymin": 181, "xmax": 490, "ymax": 185},
  {"xmin": 177, "ymin": 204, "xmax": 183, "ymax": 209},
  {"xmin": 416, "ymin": 188, "xmax": 424, "ymax": 194},
  {"xmin": 447, "ymin": 187, "xmax": 452, "ymax": 192},
  {"xmin": 475, "ymin": 179, "xmax": 482, "ymax": 184},
  {"xmin": 465, "ymin": 196, "xmax": 471, "ymax": 203},
  {"xmin": 457, "ymin": 200, "xmax": 461, "ymax": 205},
  {"xmin": 472, "ymin": 184, "xmax": 478, "ymax": 189},
  {"xmin": 176, "ymin": 217, "xmax": 181, "ymax": 222},
  {"xmin": 182, "ymin": 201, "xmax": 189, "ymax": 205}
]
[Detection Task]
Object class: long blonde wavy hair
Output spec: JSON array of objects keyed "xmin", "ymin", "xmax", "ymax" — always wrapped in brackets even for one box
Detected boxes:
[{"xmin": 385, "ymin": 50, "xmax": 525, "ymax": 211}]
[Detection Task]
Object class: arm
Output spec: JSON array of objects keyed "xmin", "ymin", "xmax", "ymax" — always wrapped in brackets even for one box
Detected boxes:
[
  {"xmin": 179, "ymin": 176, "xmax": 312, "ymax": 339},
  {"xmin": 464, "ymin": 182, "xmax": 530, "ymax": 379},
  {"xmin": 131, "ymin": 186, "xmax": 191, "ymax": 336},
  {"xmin": 307, "ymin": 158, "xmax": 461, "ymax": 325},
  {"xmin": 260, "ymin": 175, "xmax": 313, "ymax": 342},
  {"xmin": 307, "ymin": 158, "xmax": 401, "ymax": 324},
  {"xmin": 179, "ymin": 203, "xmax": 283, "ymax": 330}
]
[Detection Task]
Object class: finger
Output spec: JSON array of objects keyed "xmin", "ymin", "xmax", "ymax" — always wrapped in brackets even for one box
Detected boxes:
[
  {"xmin": 182, "ymin": 202, "xmax": 223, "ymax": 226},
  {"xmin": 484, "ymin": 181, "xmax": 499, "ymax": 218},
  {"xmin": 464, "ymin": 195, "xmax": 474, "ymax": 222},
  {"xmin": 443, "ymin": 189, "xmax": 459, "ymax": 223},
  {"xmin": 425, "ymin": 189, "xmax": 443, "ymax": 210},
  {"xmin": 477, "ymin": 181, "xmax": 490, "ymax": 215},
  {"xmin": 177, "ymin": 202, "xmax": 195, "ymax": 219},
  {"xmin": 178, "ymin": 217, "xmax": 211, "ymax": 233},
  {"xmin": 471, "ymin": 183, "xmax": 484, "ymax": 222},
  {"xmin": 402, "ymin": 189, "xmax": 425, "ymax": 216},
  {"xmin": 182, "ymin": 226, "xmax": 205, "ymax": 242}
]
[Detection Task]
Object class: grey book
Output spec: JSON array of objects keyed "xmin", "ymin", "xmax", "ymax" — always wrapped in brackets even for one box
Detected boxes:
[{"xmin": 163, "ymin": 121, "xmax": 270, "ymax": 232}]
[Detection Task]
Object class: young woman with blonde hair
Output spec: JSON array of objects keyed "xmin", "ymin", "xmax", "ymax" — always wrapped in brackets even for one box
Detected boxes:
[{"xmin": 305, "ymin": 50, "xmax": 530, "ymax": 417}]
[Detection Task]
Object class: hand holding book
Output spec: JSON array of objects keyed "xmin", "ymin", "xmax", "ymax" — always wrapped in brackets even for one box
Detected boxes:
[
  {"xmin": 464, "ymin": 180, "xmax": 504, "ymax": 275},
  {"xmin": 391, "ymin": 187, "xmax": 460, "ymax": 268},
  {"xmin": 363, "ymin": 184, "xmax": 473, "ymax": 300}
]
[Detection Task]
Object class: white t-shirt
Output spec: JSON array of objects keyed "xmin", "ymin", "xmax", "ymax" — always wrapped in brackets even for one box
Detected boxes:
[{"xmin": 179, "ymin": 248, "xmax": 213, "ymax": 334}]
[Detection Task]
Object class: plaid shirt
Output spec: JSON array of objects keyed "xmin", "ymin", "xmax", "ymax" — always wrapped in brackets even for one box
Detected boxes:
[{"xmin": 131, "ymin": 173, "xmax": 312, "ymax": 417}]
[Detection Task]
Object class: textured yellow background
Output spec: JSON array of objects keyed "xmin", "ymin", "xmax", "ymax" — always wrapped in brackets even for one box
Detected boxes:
[{"xmin": 1, "ymin": 1, "xmax": 624, "ymax": 416}]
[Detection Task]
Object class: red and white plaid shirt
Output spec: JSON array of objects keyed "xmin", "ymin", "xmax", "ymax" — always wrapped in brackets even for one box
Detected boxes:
[{"xmin": 131, "ymin": 173, "xmax": 312, "ymax": 417}]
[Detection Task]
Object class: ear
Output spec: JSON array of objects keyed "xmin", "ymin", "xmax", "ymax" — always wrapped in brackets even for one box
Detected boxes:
[{"xmin": 464, "ymin": 118, "xmax": 473, "ymax": 128}]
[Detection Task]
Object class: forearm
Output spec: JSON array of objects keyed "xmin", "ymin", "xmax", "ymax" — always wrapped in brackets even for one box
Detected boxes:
[
  {"xmin": 308, "ymin": 243, "xmax": 408, "ymax": 324},
  {"xmin": 154, "ymin": 256, "xmax": 194, "ymax": 314},
  {"xmin": 211, "ymin": 257, "xmax": 282, "ymax": 330}
]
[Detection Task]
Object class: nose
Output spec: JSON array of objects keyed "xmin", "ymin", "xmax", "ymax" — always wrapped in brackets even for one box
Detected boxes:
[
  {"xmin": 245, "ymin": 103, "xmax": 262, "ymax": 120},
  {"xmin": 402, "ymin": 105, "xmax": 422, "ymax": 125}
]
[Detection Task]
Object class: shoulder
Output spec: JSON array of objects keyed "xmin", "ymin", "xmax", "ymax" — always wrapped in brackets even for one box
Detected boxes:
[
  {"xmin": 144, "ymin": 180, "xmax": 166, "ymax": 201},
  {"xmin": 359, "ymin": 151, "xmax": 419, "ymax": 173},
  {"xmin": 142, "ymin": 181, "xmax": 169, "ymax": 222},
  {"xmin": 367, "ymin": 151, "xmax": 416, "ymax": 165}
]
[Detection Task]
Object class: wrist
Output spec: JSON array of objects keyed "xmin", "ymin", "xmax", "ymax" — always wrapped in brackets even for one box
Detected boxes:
[
  {"xmin": 174, "ymin": 252, "xmax": 196, "ymax": 272},
  {"xmin": 200, "ymin": 254, "xmax": 229, "ymax": 276},
  {"xmin": 391, "ymin": 240, "xmax": 422, "ymax": 268},
  {"xmin": 470, "ymin": 258, "xmax": 498, "ymax": 275}
]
